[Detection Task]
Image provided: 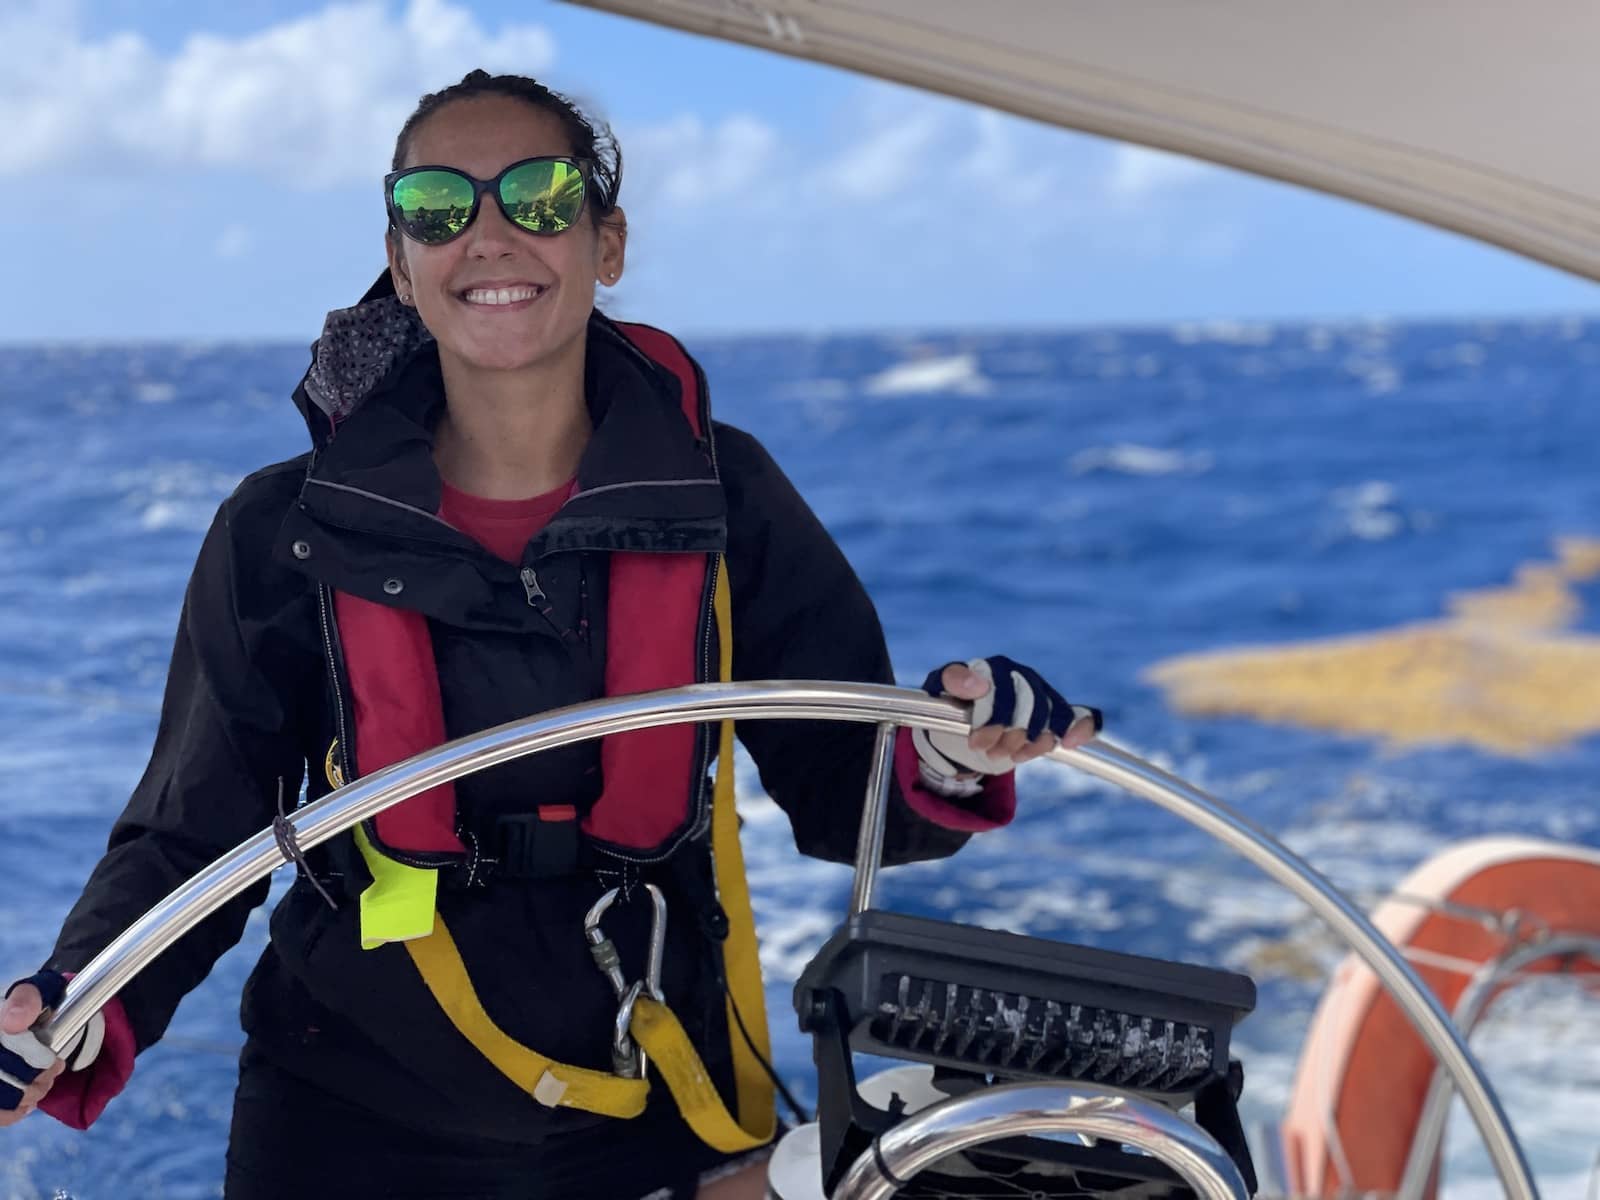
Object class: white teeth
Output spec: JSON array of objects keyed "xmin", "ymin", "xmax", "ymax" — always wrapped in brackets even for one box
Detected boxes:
[{"xmin": 462, "ymin": 286, "xmax": 539, "ymax": 306}]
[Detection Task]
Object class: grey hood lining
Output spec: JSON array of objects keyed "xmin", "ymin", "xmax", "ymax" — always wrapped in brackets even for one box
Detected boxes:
[{"xmin": 303, "ymin": 295, "xmax": 434, "ymax": 424}]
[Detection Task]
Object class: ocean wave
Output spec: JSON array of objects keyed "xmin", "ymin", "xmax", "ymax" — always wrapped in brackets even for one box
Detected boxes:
[
  {"xmin": 1331, "ymin": 479, "xmax": 1406, "ymax": 541},
  {"xmin": 1172, "ymin": 320, "xmax": 1276, "ymax": 346},
  {"xmin": 138, "ymin": 498, "xmax": 215, "ymax": 532},
  {"xmin": 863, "ymin": 353, "xmax": 993, "ymax": 396},
  {"xmin": 958, "ymin": 884, "xmax": 1124, "ymax": 936},
  {"xmin": 1304, "ymin": 325, "xmax": 1337, "ymax": 352},
  {"xmin": 1343, "ymin": 356, "xmax": 1404, "ymax": 395},
  {"xmin": 133, "ymin": 381, "xmax": 178, "ymax": 404},
  {"xmin": 1425, "ymin": 341, "xmax": 1488, "ymax": 369},
  {"xmin": 113, "ymin": 461, "xmax": 236, "ymax": 535},
  {"xmin": 1069, "ymin": 443, "xmax": 1214, "ymax": 477}
]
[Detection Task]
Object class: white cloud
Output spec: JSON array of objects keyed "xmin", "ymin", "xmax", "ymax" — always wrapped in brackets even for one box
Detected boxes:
[
  {"xmin": 627, "ymin": 114, "xmax": 780, "ymax": 209},
  {"xmin": 625, "ymin": 85, "xmax": 1078, "ymax": 226},
  {"xmin": 620, "ymin": 83, "xmax": 1228, "ymax": 302},
  {"xmin": 0, "ymin": 0, "xmax": 555, "ymax": 184},
  {"xmin": 822, "ymin": 110, "xmax": 944, "ymax": 201},
  {"xmin": 1107, "ymin": 144, "xmax": 1211, "ymax": 202}
]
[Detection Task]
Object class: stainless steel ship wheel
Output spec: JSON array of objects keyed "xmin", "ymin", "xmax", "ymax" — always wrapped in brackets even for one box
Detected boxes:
[{"xmin": 36, "ymin": 682, "xmax": 1540, "ymax": 1200}]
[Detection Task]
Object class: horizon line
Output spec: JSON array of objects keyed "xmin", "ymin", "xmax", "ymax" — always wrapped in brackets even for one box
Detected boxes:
[{"xmin": 1, "ymin": 304, "xmax": 1597, "ymax": 350}]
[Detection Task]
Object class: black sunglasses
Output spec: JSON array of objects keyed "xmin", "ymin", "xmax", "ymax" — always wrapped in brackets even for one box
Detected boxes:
[{"xmin": 384, "ymin": 155, "xmax": 589, "ymax": 245}]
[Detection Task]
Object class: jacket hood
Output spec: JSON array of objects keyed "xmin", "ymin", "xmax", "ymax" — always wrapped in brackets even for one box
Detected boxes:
[
  {"xmin": 295, "ymin": 271, "xmax": 432, "ymax": 440},
  {"xmin": 277, "ymin": 271, "xmax": 730, "ymax": 630}
]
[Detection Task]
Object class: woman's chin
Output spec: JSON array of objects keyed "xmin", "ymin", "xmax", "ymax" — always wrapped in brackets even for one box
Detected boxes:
[{"xmin": 447, "ymin": 322, "xmax": 584, "ymax": 376}]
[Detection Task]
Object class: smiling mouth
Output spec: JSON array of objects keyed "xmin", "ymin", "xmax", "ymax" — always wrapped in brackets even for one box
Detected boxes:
[{"xmin": 458, "ymin": 285, "xmax": 547, "ymax": 307}]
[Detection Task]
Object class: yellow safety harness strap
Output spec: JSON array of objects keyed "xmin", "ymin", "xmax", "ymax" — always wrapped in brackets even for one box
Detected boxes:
[
  {"xmin": 629, "ymin": 995, "xmax": 772, "ymax": 1153},
  {"xmin": 709, "ymin": 564, "xmax": 779, "ymax": 1142},
  {"xmin": 404, "ymin": 912, "xmax": 651, "ymax": 1118},
  {"xmin": 356, "ymin": 556, "xmax": 775, "ymax": 1150}
]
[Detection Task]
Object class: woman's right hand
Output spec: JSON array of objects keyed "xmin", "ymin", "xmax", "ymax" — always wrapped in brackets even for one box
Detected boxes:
[{"xmin": 0, "ymin": 983, "xmax": 65, "ymax": 1126}]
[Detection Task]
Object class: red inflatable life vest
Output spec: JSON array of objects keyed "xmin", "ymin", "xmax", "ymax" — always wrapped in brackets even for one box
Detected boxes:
[{"xmin": 333, "ymin": 322, "xmax": 718, "ymax": 865}]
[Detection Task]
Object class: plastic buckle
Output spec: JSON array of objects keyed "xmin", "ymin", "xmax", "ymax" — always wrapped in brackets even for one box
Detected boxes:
[{"xmin": 492, "ymin": 807, "xmax": 580, "ymax": 879}]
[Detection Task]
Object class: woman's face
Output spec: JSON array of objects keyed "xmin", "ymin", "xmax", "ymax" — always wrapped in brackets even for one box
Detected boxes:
[{"xmin": 385, "ymin": 95, "xmax": 626, "ymax": 375}]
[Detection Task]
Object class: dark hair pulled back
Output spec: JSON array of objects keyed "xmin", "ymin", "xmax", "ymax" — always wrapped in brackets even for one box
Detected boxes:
[{"xmin": 390, "ymin": 69, "xmax": 623, "ymax": 219}]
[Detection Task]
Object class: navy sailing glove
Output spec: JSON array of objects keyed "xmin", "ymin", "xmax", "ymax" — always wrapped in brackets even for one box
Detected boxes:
[
  {"xmin": 0, "ymin": 971, "xmax": 102, "ymax": 1113},
  {"xmin": 914, "ymin": 656, "xmax": 1102, "ymax": 794}
]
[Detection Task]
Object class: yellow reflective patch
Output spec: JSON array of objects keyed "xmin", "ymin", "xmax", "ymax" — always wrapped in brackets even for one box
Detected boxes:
[{"xmin": 352, "ymin": 825, "xmax": 439, "ymax": 949}]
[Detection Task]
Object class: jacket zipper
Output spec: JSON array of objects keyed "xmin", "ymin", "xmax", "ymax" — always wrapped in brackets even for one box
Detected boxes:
[
  {"xmin": 521, "ymin": 565, "xmax": 583, "ymax": 644},
  {"xmin": 316, "ymin": 583, "xmax": 355, "ymax": 788},
  {"xmin": 520, "ymin": 566, "xmax": 551, "ymax": 611}
]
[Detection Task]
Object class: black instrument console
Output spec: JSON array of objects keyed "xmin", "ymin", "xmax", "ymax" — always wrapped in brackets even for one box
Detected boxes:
[{"xmin": 792, "ymin": 911, "xmax": 1259, "ymax": 1197}]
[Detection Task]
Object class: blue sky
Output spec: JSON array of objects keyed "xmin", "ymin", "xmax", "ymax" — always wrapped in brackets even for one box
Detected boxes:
[{"xmin": 4, "ymin": 0, "xmax": 1598, "ymax": 341}]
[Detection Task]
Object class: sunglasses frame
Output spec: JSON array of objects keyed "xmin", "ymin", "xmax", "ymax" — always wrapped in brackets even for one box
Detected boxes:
[{"xmin": 384, "ymin": 154, "xmax": 591, "ymax": 245}]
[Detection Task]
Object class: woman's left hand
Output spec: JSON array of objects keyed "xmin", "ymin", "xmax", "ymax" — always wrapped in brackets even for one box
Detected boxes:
[{"xmin": 917, "ymin": 656, "xmax": 1101, "ymax": 777}]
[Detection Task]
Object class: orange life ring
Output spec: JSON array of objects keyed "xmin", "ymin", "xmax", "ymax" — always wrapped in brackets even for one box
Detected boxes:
[{"xmin": 1281, "ymin": 836, "xmax": 1600, "ymax": 1197}]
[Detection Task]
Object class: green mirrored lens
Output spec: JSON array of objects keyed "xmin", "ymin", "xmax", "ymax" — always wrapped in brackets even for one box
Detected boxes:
[
  {"xmin": 500, "ymin": 159, "xmax": 586, "ymax": 234},
  {"xmin": 390, "ymin": 169, "xmax": 477, "ymax": 242}
]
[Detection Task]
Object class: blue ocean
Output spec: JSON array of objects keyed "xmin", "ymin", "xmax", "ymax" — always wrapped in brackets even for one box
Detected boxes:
[{"xmin": 2, "ymin": 318, "xmax": 1597, "ymax": 1197}]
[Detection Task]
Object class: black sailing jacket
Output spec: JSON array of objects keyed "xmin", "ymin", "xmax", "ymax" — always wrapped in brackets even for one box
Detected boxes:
[{"xmin": 43, "ymin": 295, "xmax": 972, "ymax": 1143}]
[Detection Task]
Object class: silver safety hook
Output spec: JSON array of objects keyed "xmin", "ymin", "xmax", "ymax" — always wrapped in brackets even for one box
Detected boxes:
[{"xmin": 583, "ymin": 883, "xmax": 667, "ymax": 1079}]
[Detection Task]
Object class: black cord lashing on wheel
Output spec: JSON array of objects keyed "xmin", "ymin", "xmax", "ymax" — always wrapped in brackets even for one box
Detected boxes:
[{"xmin": 272, "ymin": 777, "xmax": 340, "ymax": 911}]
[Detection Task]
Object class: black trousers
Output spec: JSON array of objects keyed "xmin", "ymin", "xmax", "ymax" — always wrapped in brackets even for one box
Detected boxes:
[{"xmin": 222, "ymin": 1044, "xmax": 742, "ymax": 1199}]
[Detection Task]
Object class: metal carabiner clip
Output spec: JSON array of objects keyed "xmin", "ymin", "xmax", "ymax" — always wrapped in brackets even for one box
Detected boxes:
[{"xmin": 584, "ymin": 883, "xmax": 667, "ymax": 1079}]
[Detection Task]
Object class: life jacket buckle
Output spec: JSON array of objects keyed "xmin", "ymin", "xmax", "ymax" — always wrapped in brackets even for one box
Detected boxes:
[
  {"xmin": 488, "ymin": 808, "xmax": 580, "ymax": 880},
  {"xmin": 584, "ymin": 883, "xmax": 668, "ymax": 1080}
]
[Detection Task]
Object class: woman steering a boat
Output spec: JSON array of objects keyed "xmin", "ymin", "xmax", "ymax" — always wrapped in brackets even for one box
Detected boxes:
[{"xmin": 0, "ymin": 71, "xmax": 1099, "ymax": 1199}]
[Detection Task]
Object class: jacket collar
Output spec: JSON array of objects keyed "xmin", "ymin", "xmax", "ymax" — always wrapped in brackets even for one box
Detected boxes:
[{"xmin": 288, "ymin": 280, "xmax": 726, "ymax": 563}]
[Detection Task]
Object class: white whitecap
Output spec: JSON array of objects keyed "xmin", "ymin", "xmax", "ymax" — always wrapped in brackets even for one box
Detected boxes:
[
  {"xmin": 1330, "ymin": 479, "xmax": 1408, "ymax": 541},
  {"xmin": 1335, "ymin": 480, "xmax": 1396, "ymax": 508},
  {"xmin": 1344, "ymin": 357, "xmax": 1403, "ymax": 395},
  {"xmin": 1347, "ymin": 508, "xmax": 1403, "ymax": 540},
  {"xmin": 863, "ymin": 353, "xmax": 993, "ymax": 397},
  {"xmin": 1172, "ymin": 320, "xmax": 1276, "ymax": 346},
  {"xmin": 62, "ymin": 572, "xmax": 112, "ymax": 596},
  {"xmin": 1070, "ymin": 443, "xmax": 1214, "ymax": 477},
  {"xmin": 134, "ymin": 381, "xmax": 177, "ymax": 404},
  {"xmin": 1304, "ymin": 326, "xmax": 1337, "ymax": 352},
  {"xmin": 139, "ymin": 500, "xmax": 212, "ymax": 532}
]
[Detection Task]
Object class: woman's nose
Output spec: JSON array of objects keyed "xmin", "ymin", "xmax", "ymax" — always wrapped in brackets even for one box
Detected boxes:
[{"xmin": 464, "ymin": 195, "xmax": 523, "ymax": 257}]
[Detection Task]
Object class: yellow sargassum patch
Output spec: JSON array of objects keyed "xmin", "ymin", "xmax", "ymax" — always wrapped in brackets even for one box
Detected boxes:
[{"xmin": 1145, "ymin": 538, "xmax": 1600, "ymax": 755}]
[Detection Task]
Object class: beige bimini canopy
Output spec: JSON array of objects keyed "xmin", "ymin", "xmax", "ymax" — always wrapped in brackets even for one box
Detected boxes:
[{"xmin": 558, "ymin": 0, "xmax": 1600, "ymax": 280}]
